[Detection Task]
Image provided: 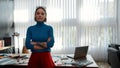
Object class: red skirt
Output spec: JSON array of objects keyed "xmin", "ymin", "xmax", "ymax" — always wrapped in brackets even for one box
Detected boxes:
[{"xmin": 27, "ymin": 52, "xmax": 55, "ymax": 68}]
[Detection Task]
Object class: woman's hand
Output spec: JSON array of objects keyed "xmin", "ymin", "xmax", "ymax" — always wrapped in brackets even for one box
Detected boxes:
[
  {"xmin": 31, "ymin": 42, "xmax": 37, "ymax": 45},
  {"xmin": 33, "ymin": 45, "xmax": 43, "ymax": 50},
  {"xmin": 31, "ymin": 42, "xmax": 43, "ymax": 50},
  {"xmin": 31, "ymin": 41, "xmax": 47, "ymax": 49},
  {"xmin": 47, "ymin": 37, "xmax": 51, "ymax": 42},
  {"xmin": 38, "ymin": 42, "xmax": 47, "ymax": 48}
]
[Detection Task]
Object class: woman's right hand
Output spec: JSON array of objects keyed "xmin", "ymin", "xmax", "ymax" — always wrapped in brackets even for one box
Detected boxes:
[
  {"xmin": 33, "ymin": 45, "xmax": 43, "ymax": 50},
  {"xmin": 31, "ymin": 42, "xmax": 43, "ymax": 50},
  {"xmin": 31, "ymin": 42, "xmax": 37, "ymax": 45}
]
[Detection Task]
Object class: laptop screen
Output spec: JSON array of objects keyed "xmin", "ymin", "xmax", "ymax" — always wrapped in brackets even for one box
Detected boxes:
[{"xmin": 74, "ymin": 46, "xmax": 89, "ymax": 59}]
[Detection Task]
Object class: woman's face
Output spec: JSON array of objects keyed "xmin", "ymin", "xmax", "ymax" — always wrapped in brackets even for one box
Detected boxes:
[{"xmin": 35, "ymin": 8, "xmax": 46, "ymax": 22}]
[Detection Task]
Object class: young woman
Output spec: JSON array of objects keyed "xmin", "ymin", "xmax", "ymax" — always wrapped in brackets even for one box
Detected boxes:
[{"xmin": 25, "ymin": 6, "xmax": 55, "ymax": 68}]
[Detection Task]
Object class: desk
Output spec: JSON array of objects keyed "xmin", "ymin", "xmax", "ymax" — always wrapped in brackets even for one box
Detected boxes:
[
  {"xmin": 53, "ymin": 54, "xmax": 98, "ymax": 68},
  {"xmin": 0, "ymin": 54, "xmax": 99, "ymax": 68}
]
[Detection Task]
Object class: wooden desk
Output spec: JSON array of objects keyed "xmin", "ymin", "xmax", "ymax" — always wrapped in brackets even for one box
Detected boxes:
[
  {"xmin": 53, "ymin": 54, "xmax": 98, "ymax": 68},
  {"xmin": 0, "ymin": 54, "xmax": 99, "ymax": 68}
]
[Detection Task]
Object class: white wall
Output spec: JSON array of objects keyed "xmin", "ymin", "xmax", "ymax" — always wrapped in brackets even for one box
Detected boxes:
[
  {"xmin": 0, "ymin": 0, "xmax": 14, "ymax": 38},
  {"xmin": 118, "ymin": 0, "xmax": 120, "ymax": 44}
]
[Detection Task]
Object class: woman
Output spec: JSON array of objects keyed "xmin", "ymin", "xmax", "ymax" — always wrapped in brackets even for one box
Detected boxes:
[{"xmin": 25, "ymin": 6, "xmax": 55, "ymax": 68}]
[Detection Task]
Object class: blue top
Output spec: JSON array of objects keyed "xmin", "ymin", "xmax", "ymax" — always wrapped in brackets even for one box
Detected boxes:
[{"xmin": 25, "ymin": 22, "xmax": 54, "ymax": 52}]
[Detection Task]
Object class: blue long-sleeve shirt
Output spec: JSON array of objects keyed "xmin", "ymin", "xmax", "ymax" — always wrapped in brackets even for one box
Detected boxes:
[{"xmin": 25, "ymin": 22, "xmax": 55, "ymax": 52}]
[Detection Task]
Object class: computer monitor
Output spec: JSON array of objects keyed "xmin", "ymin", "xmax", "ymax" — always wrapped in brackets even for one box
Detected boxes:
[{"xmin": 3, "ymin": 37, "xmax": 11, "ymax": 47}]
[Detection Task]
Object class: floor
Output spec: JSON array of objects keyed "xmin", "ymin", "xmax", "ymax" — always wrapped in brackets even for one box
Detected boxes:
[{"xmin": 96, "ymin": 62, "xmax": 111, "ymax": 68}]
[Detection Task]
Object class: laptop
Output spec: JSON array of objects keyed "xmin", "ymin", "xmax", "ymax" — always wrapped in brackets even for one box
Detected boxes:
[{"xmin": 67, "ymin": 46, "xmax": 89, "ymax": 60}]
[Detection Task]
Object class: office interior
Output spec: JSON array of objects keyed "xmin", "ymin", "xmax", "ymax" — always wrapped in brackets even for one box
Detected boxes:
[{"xmin": 0, "ymin": 0, "xmax": 120, "ymax": 68}]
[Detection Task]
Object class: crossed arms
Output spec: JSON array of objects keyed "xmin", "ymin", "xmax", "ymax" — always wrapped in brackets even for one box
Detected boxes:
[{"xmin": 31, "ymin": 37, "xmax": 51, "ymax": 50}]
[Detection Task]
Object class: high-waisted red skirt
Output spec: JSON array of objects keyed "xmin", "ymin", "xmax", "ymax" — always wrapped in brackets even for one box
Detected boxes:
[{"xmin": 27, "ymin": 52, "xmax": 55, "ymax": 68}]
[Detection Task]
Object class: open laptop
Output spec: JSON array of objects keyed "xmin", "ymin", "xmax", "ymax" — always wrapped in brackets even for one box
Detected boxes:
[{"xmin": 67, "ymin": 46, "xmax": 89, "ymax": 60}]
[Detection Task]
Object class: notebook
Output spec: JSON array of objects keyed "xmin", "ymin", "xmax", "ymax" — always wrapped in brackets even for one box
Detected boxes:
[{"xmin": 67, "ymin": 46, "xmax": 89, "ymax": 60}]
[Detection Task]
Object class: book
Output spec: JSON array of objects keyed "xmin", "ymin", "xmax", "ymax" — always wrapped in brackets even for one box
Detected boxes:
[{"xmin": 0, "ymin": 40, "xmax": 4, "ymax": 48}]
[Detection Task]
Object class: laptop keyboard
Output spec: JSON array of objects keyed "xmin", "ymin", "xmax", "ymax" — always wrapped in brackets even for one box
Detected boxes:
[{"xmin": 72, "ymin": 59, "xmax": 93, "ymax": 66}]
